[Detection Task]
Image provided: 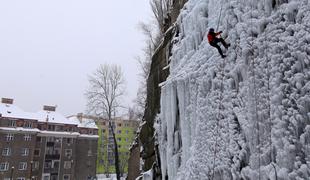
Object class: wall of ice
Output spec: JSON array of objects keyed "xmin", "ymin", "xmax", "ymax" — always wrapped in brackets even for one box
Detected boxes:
[{"xmin": 156, "ymin": 0, "xmax": 310, "ymax": 179}]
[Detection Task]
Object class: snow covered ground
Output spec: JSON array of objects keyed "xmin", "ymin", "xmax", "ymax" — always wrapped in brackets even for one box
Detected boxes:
[{"xmin": 156, "ymin": 0, "xmax": 310, "ymax": 179}]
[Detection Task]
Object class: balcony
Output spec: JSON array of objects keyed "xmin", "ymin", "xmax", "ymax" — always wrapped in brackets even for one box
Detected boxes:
[
  {"xmin": 45, "ymin": 154, "xmax": 60, "ymax": 159},
  {"xmin": 47, "ymin": 142, "xmax": 54, "ymax": 146}
]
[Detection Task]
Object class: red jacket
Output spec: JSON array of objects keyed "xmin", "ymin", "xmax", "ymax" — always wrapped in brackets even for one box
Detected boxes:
[{"xmin": 207, "ymin": 32, "xmax": 221, "ymax": 43}]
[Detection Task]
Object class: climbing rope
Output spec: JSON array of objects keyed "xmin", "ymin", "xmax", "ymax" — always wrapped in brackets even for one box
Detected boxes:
[
  {"xmin": 263, "ymin": 0, "xmax": 277, "ymax": 179},
  {"xmin": 216, "ymin": 2, "xmax": 224, "ymax": 31},
  {"xmin": 211, "ymin": 2, "xmax": 228, "ymax": 179},
  {"xmin": 249, "ymin": 1, "xmax": 261, "ymax": 179},
  {"xmin": 264, "ymin": 0, "xmax": 273, "ymax": 164},
  {"xmin": 211, "ymin": 57, "xmax": 226, "ymax": 180}
]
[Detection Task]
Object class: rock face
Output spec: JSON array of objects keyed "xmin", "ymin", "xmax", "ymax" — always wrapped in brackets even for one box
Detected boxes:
[
  {"xmin": 127, "ymin": 141, "xmax": 141, "ymax": 180},
  {"xmin": 133, "ymin": 1, "xmax": 188, "ymax": 178},
  {"xmin": 157, "ymin": 0, "xmax": 310, "ymax": 179},
  {"xmin": 139, "ymin": 29, "xmax": 171, "ymax": 172}
]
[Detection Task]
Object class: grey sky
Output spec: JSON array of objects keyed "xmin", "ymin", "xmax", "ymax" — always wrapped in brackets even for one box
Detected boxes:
[{"xmin": 0, "ymin": 0, "xmax": 152, "ymax": 116}]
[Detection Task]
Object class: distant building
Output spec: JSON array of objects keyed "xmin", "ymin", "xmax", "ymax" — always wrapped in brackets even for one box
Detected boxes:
[
  {"xmin": 88, "ymin": 116, "xmax": 139, "ymax": 175},
  {"xmin": 0, "ymin": 98, "xmax": 98, "ymax": 180}
]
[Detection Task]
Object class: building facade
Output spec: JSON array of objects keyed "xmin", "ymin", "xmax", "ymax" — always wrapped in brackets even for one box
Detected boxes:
[
  {"xmin": 95, "ymin": 117, "xmax": 139, "ymax": 175},
  {"xmin": 0, "ymin": 98, "xmax": 98, "ymax": 180}
]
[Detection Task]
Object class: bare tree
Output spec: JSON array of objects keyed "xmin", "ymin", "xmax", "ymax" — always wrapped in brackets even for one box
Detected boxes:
[
  {"xmin": 119, "ymin": 152, "xmax": 129, "ymax": 177},
  {"xmin": 85, "ymin": 64, "xmax": 125, "ymax": 180},
  {"xmin": 150, "ymin": 0, "xmax": 170, "ymax": 31},
  {"xmin": 134, "ymin": 0, "xmax": 170, "ymax": 116}
]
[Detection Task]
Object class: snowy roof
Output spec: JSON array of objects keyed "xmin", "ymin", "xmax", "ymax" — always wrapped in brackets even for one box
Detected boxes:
[
  {"xmin": 68, "ymin": 116, "xmax": 98, "ymax": 129},
  {"xmin": 0, "ymin": 103, "xmax": 38, "ymax": 120},
  {"xmin": 0, "ymin": 127, "xmax": 40, "ymax": 133},
  {"xmin": 0, "ymin": 102, "xmax": 97, "ymax": 128},
  {"xmin": 36, "ymin": 110, "xmax": 77, "ymax": 125},
  {"xmin": 79, "ymin": 134, "xmax": 99, "ymax": 139},
  {"xmin": 38, "ymin": 130, "xmax": 80, "ymax": 137}
]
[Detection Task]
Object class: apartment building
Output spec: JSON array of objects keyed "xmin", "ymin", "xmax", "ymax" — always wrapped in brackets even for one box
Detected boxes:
[
  {"xmin": 0, "ymin": 98, "xmax": 98, "ymax": 180},
  {"xmin": 94, "ymin": 117, "xmax": 139, "ymax": 175}
]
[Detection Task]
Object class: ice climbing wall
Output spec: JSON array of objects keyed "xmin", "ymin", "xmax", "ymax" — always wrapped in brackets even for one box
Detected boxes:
[{"xmin": 156, "ymin": 0, "xmax": 310, "ymax": 179}]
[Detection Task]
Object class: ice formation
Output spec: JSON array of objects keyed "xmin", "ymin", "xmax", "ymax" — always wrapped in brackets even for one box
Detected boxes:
[{"xmin": 156, "ymin": 0, "xmax": 310, "ymax": 179}]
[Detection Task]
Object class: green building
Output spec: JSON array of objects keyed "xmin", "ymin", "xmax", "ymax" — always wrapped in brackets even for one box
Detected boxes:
[{"xmin": 96, "ymin": 117, "xmax": 139, "ymax": 175}]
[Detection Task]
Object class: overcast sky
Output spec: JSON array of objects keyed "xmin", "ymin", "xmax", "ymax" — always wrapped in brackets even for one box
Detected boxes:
[{"xmin": 0, "ymin": 0, "xmax": 152, "ymax": 116}]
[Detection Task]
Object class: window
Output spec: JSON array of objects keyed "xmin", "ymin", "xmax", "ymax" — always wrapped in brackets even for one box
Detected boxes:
[
  {"xmin": 47, "ymin": 137, "xmax": 54, "ymax": 142},
  {"xmin": 63, "ymin": 174, "xmax": 70, "ymax": 180},
  {"xmin": 117, "ymin": 130, "xmax": 122, "ymax": 134},
  {"xmin": 33, "ymin": 161, "xmax": 39, "ymax": 170},
  {"xmin": 86, "ymin": 160, "xmax": 91, "ymax": 167},
  {"xmin": 31, "ymin": 176, "xmax": 38, "ymax": 180},
  {"xmin": 108, "ymin": 136, "xmax": 114, "ymax": 142},
  {"xmin": 55, "ymin": 125, "xmax": 62, "ymax": 131},
  {"xmin": 0, "ymin": 162, "xmax": 9, "ymax": 171},
  {"xmin": 24, "ymin": 121, "xmax": 32, "ymax": 128},
  {"xmin": 87, "ymin": 149, "xmax": 92, "ymax": 156},
  {"xmin": 54, "ymin": 148, "xmax": 60, "ymax": 154},
  {"xmin": 118, "ymin": 145, "xmax": 121, "ymax": 149},
  {"xmin": 36, "ymin": 136, "xmax": 41, "ymax": 142},
  {"xmin": 108, "ymin": 144, "xmax": 114, "ymax": 149},
  {"xmin": 66, "ymin": 138, "xmax": 72, "ymax": 144},
  {"xmin": 117, "ymin": 137, "xmax": 121, "ymax": 142},
  {"xmin": 64, "ymin": 161, "xmax": 71, "ymax": 169},
  {"xmin": 34, "ymin": 149, "xmax": 40, "ymax": 156},
  {"xmin": 108, "ymin": 159, "xmax": 114, "ymax": 165},
  {"xmin": 102, "ymin": 129, "xmax": 106, "ymax": 133},
  {"xmin": 125, "ymin": 123, "xmax": 129, "ymax": 127},
  {"xmin": 8, "ymin": 120, "xmax": 16, "ymax": 127},
  {"xmin": 17, "ymin": 178, "xmax": 26, "ymax": 180},
  {"xmin": 19, "ymin": 162, "xmax": 27, "ymax": 170},
  {"xmin": 24, "ymin": 134, "xmax": 31, "ymax": 141},
  {"xmin": 51, "ymin": 175, "xmax": 57, "ymax": 180},
  {"xmin": 126, "ymin": 130, "xmax": 129, "ymax": 134},
  {"xmin": 45, "ymin": 147, "xmax": 53, "ymax": 155},
  {"xmin": 126, "ymin": 138, "xmax": 129, "ymax": 142},
  {"xmin": 66, "ymin": 126, "xmax": 73, "ymax": 132},
  {"xmin": 42, "ymin": 174, "xmax": 50, "ymax": 180},
  {"xmin": 52, "ymin": 160, "xmax": 59, "ymax": 169},
  {"xmin": 2, "ymin": 148, "xmax": 11, "ymax": 156},
  {"xmin": 44, "ymin": 161, "xmax": 52, "ymax": 169},
  {"xmin": 21, "ymin": 148, "xmax": 29, "ymax": 156},
  {"xmin": 108, "ymin": 151, "xmax": 114, "ymax": 157},
  {"xmin": 5, "ymin": 134, "xmax": 14, "ymax": 141},
  {"xmin": 54, "ymin": 138, "xmax": 61, "ymax": 143},
  {"xmin": 118, "ymin": 123, "xmax": 122, "ymax": 127},
  {"xmin": 48, "ymin": 125, "xmax": 54, "ymax": 131},
  {"xmin": 65, "ymin": 149, "xmax": 72, "ymax": 157}
]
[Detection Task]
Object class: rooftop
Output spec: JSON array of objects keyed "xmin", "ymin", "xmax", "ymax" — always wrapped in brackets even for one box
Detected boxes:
[
  {"xmin": 68, "ymin": 115, "xmax": 98, "ymax": 129},
  {"xmin": 0, "ymin": 98, "xmax": 97, "ymax": 129},
  {"xmin": 0, "ymin": 103, "xmax": 38, "ymax": 120}
]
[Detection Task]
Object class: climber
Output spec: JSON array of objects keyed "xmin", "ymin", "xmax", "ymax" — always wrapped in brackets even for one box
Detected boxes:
[{"xmin": 207, "ymin": 28, "xmax": 230, "ymax": 58}]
